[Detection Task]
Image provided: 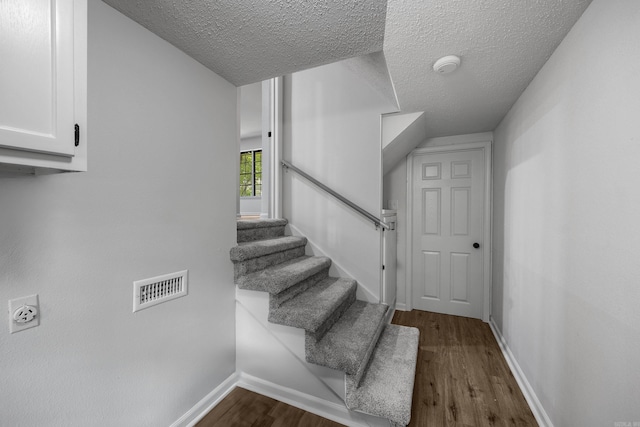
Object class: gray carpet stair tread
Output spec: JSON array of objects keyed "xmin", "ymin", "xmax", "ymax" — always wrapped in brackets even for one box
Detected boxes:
[
  {"xmin": 236, "ymin": 256, "xmax": 331, "ymax": 294},
  {"xmin": 345, "ymin": 324, "xmax": 420, "ymax": 426},
  {"xmin": 269, "ymin": 277, "xmax": 356, "ymax": 331},
  {"xmin": 232, "ymin": 218, "xmax": 420, "ymax": 426},
  {"xmin": 237, "ymin": 218, "xmax": 288, "ymax": 230},
  {"xmin": 230, "ymin": 236, "xmax": 307, "ymax": 262},
  {"xmin": 306, "ymin": 300, "xmax": 387, "ymax": 375}
]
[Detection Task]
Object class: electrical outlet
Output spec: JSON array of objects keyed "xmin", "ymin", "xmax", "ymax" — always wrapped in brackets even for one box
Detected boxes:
[{"xmin": 8, "ymin": 294, "xmax": 39, "ymax": 334}]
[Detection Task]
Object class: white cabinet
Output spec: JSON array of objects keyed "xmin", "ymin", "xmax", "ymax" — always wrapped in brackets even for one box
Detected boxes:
[{"xmin": 0, "ymin": 0, "xmax": 87, "ymax": 173}]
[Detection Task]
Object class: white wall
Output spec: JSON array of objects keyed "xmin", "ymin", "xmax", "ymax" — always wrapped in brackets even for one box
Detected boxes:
[
  {"xmin": 0, "ymin": 2, "xmax": 237, "ymax": 426},
  {"xmin": 240, "ymin": 135, "xmax": 262, "ymax": 152},
  {"xmin": 240, "ymin": 82, "xmax": 262, "ymax": 138},
  {"xmin": 384, "ymin": 132, "xmax": 492, "ymax": 310},
  {"xmin": 382, "ymin": 112, "xmax": 427, "ymax": 175},
  {"xmin": 492, "ymin": 0, "xmax": 640, "ymax": 425},
  {"xmin": 239, "ymin": 197, "xmax": 262, "ymax": 216},
  {"xmin": 283, "ymin": 57, "xmax": 397, "ymax": 301}
]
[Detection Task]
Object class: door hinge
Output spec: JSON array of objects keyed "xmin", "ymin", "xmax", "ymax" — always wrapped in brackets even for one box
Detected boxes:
[
  {"xmin": 382, "ymin": 265, "xmax": 385, "ymax": 270},
  {"xmin": 268, "ymin": 131, "xmax": 272, "ymax": 137},
  {"xmin": 74, "ymin": 124, "xmax": 80, "ymax": 147}
]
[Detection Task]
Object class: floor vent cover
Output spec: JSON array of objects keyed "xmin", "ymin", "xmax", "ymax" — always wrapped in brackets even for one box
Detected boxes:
[{"xmin": 133, "ymin": 270, "xmax": 188, "ymax": 312}]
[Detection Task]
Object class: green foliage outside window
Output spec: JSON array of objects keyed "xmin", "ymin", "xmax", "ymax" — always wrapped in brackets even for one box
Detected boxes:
[{"xmin": 240, "ymin": 150, "xmax": 262, "ymax": 197}]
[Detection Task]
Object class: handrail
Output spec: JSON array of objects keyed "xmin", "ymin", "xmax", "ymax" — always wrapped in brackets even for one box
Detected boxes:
[{"xmin": 281, "ymin": 160, "xmax": 390, "ymax": 230}]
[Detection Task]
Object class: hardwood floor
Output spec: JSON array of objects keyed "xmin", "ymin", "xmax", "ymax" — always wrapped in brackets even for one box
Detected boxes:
[
  {"xmin": 195, "ymin": 387, "xmax": 343, "ymax": 427},
  {"xmin": 197, "ymin": 310, "xmax": 537, "ymax": 426},
  {"xmin": 392, "ymin": 310, "xmax": 537, "ymax": 426}
]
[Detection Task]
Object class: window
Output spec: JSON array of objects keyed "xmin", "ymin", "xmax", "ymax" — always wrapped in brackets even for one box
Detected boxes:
[{"xmin": 240, "ymin": 150, "xmax": 262, "ymax": 197}]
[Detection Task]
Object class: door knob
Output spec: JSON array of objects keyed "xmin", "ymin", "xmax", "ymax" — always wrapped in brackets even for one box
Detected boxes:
[{"xmin": 473, "ymin": 242, "xmax": 480, "ymax": 249}]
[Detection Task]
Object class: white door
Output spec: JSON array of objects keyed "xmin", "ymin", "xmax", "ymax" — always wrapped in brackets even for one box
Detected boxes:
[{"xmin": 411, "ymin": 148, "xmax": 485, "ymax": 319}]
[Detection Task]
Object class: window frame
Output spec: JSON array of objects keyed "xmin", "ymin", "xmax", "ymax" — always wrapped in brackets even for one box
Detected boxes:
[{"xmin": 239, "ymin": 149, "xmax": 262, "ymax": 198}]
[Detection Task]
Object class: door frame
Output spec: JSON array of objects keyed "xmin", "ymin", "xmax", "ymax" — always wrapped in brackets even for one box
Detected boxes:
[
  {"xmin": 405, "ymin": 140, "xmax": 493, "ymax": 322},
  {"xmin": 268, "ymin": 77, "xmax": 284, "ymax": 219}
]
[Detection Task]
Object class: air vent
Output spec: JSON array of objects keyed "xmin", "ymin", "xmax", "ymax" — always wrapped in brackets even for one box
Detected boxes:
[{"xmin": 133, "ymin": 270, "xmax": 188, "ymax": 312}]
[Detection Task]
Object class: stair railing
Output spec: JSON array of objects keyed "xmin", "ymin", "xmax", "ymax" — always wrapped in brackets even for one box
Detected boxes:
[{"xmin": 281, "ymin": 160, "xmax": 390, "ymax": 231}]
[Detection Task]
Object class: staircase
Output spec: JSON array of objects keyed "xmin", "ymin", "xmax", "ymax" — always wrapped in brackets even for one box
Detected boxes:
[{"xmin": 230, "ymin": 218, "xmax": 419, "ymax": 427}]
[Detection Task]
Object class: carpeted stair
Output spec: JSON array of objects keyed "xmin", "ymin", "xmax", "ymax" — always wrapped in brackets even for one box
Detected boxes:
[{"xmin": 230, "ymin": 218, "xmax": 419, "ymax": 426}]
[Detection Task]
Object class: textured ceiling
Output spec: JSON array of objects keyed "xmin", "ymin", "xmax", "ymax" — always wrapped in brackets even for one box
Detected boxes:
[
  {"xmin": 102, "ymin": 0, "xmax": 593, "ymax": 137},
  {"xmin": 101, "ymin": 0, "xmax": 387, "ymax": 87},
  {"xmin": 384, "ymin": 0, "xmax": 593, "ymax": 137}
]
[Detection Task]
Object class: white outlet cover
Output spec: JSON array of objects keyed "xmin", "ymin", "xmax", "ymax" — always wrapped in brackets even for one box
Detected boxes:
[{"xmin": 8, "ymin": 294, "xmax": 39, "ymax": 334}]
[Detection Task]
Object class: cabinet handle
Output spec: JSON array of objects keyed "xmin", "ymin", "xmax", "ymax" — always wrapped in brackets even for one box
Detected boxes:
[{"xmin": 75, "ymin": 124, "xmax": 80, "ymax": 147}]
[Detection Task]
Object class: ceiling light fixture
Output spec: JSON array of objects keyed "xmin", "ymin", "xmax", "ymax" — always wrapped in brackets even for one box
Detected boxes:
[{"xmin": 433, "ymin": 55, "xmax": 461, "ymax": 74}]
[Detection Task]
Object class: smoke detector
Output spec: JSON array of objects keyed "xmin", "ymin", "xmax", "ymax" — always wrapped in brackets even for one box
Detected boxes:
[{"xmin": 433, "ymin": 55, "xmax": 461, "ymax": 74}]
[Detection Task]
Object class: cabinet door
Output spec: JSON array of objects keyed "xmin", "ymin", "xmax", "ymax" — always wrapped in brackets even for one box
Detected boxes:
[{"xmin": 0, "ymin": 0, "xmax": 76, "ymax": 157}]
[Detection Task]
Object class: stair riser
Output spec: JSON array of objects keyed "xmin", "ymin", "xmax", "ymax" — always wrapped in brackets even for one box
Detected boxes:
[
  {"xmin": 230, "ymin": 219, "xmax": 419, "ymax": 427},
  {"xmin": 230, "ymin": 237, "xmax": 307, "ymax": 262},
  {"xmin": 304, "ymin": 290, "xmax": 356, "ymax": 348},
  {"xmin": 237, "ymin": 225, "xmax": 286, "ymax": 242},
  {"xmin": 304, "ymin": 300, "xmax": 388, "ymax": 377},
  {"xmin": 233, "ymin": 219, "xmax": 417, "ymax": 426},
  {"xmin": 268, "ymin": 269, "xmax": 329, "ymax": 310},
  {"xmin": 234, "ymin": 246, "xmax": 306, "ymax": 280},
  {"xmin": 237, "ymin": 257, "xmax": 331, "ymax": 294},
  {"xmin": 351, "ymin": 312, "xmax": 387, "ymax": 387}
]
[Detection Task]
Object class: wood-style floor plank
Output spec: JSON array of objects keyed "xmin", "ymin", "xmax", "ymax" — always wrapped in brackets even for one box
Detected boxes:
[
  {"xmin": 197, "ymin": 310, "xmax": 537, "ymax": 427},
  {"xmin": 392, "ymin": 310, "xmax": 537, "ymax": 427},
  {"xmin": 196, "ymin": 387, "xmax": 342, "ymax": 427}
]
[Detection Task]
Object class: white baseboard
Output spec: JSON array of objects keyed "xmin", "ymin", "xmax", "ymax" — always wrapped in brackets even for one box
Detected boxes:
[
  {"xmin": 488, "ymin": 317, "xmax": 553, "ymax": 427},
  {"xmin": 395, "ymin": 302, "xmax": 408, "ymax": 311},
  {"xmin": 236, "ymin": 372, "xmax": 378, "ymax": 427},
  {"xmin": 170, "ymin": 372, "xmax": 239, "ymax": 427}
]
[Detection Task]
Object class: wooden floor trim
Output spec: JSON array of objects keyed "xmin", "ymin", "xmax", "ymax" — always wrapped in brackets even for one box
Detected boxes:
[{"xmin": 489, "ymin": 317, "xmax": 552, "ymax": 427}]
